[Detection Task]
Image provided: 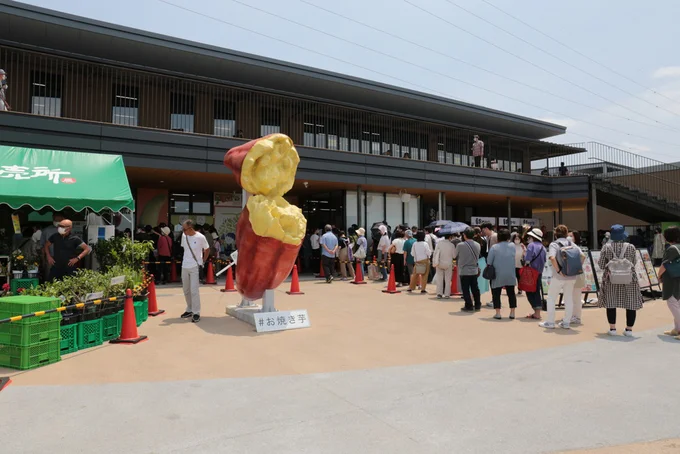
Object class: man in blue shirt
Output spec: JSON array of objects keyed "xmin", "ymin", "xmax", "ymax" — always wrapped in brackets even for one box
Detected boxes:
[{"xmin": 320, "ymin": 224, "xmax": 338, "ymax": 283}]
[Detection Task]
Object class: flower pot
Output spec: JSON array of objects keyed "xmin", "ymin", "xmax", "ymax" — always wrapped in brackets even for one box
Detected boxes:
[
  {"xmin": 27, "ymin": 271, "xmax": 39, "ymax": 278},
  {"xmin": 12, "ymin": 270, "xmax": 24, "ymax": 279}
]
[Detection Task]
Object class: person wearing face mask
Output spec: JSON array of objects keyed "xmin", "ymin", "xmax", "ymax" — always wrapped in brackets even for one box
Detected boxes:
[
  {"xmin": 40, "ymin": 213, "xmax": 65, "ymax": 278},
  {"xmin": 523, "ymin": 229, "xmax": 546, "ymax": 320},
  {"xmin": 44, "ymin": 219, "xmax": 91, "ymax": 281},
  {"xmin": 511, "ymin": 232, "xmax": 526, "ymax": 295}
]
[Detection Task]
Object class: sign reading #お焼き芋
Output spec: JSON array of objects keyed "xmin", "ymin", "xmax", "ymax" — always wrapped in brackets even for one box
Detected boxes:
[{"xmin": 253, "ymin": 310, "xmax": 310, "ymax": 333}]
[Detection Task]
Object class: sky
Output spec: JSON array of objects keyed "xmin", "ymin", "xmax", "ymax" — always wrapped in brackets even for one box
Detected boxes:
[{"xmin": 19, "ymin": 0, "xmax": 680, "ymax": 162}]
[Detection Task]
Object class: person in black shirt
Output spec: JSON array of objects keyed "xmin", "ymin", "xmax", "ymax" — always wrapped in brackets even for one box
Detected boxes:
[{"xmin": 44, "ymin": 219, "xmax": 91, "ymax": 281}]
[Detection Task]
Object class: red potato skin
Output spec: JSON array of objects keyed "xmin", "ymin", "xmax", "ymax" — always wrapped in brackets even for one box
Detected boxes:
[
  {"xmin": 235, "ymin": 206, "xmax": 302, "ymax": 300},
  {"xmin": 223, "ymin": 135, "xmax": 276, "ymax": 187}
]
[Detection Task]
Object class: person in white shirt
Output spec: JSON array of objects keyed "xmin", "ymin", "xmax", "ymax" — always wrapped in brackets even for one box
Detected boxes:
[
  {"xmin": 408, "ymin": 231, "xmax": 433, "ymax": 294},
  {"xmin": 377, "ymin": 225, "xmax": 391, "ymax": 281},
  {"xmin": 180, "ymin": 220, "xmax": 210, "ymax": 323},
  {"xmin": 310, "ymin": 229, "xmax": 321, "ymax": 272},
  {"xmin": 433, "ymin": 234, "xmax": 456, "ymax": 299},
  {"xmin": 390, "ymin": 229, "xmax": 408, "ymax": 286}
]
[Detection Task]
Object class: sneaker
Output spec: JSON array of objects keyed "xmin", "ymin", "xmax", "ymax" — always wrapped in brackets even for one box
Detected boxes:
[
  {"xmin": 493, "ymin": 314, "xmax": 502, "ymax": 320},
  {"xmin": 539, "ymin": 321, "xmax": 556, "ymax": 329},
  {"xmin": 461, "ymin": 307, "xmax": 474, "ymax": 312},
  {"xmin": 623, "ymin": 329, "xmax": 633, "ymax": 337},
  {"xmin": 444, "ymin": 295, "xmax": 451, "ymax": 299},
  {"xmin": 486, "ymin": 302, "xmax": 494, "ymax": 308},
  {"xmin": 329, "ymin": 276, "xmax": 334, "ymax": 283},
  {"xmin": 192, "ymin": 314, "xmax": 200, "ymax": 323},
  {"xmin": 557, "ymin": 321, "xmax": 571, "ymax": 329},
  {"xmin": 474, "ymin": 306, "xmax": 481, "ymax": 312},
  {"xmin": 181, "ymin": 311, "xmax": 193, "ymax": 319},
  {"xmin": 420, "ymin": 290, "xmax": 427, "ymax": 294},
  {"xmin": 664, "ymin": 329, "xmax": 679, "ymax": 336},
  {"xmin": 437, "ymin": 294, "xmax": 443, "ymax": 299},
  {"xmin": 607, "ymin": 329, "xmax": 617, "ymax": 336},
  {"xmin": 570, "ymin": 317, "xmax": 582, "ymax": 326}
]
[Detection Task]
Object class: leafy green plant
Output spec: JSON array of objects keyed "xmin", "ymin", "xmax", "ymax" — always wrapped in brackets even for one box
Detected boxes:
[{"xmin": 92, "ymin": 237, "xmax": 153, "ymax": 272}]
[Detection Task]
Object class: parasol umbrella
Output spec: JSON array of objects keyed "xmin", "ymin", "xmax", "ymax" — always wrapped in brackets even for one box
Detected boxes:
[
  {"xmin": 427, "ymin": 220, "xmax": 452, "ymax": 228},
  {"xmin": 437, "ymin": 221, "xmax": 470, "ymax": 236}
]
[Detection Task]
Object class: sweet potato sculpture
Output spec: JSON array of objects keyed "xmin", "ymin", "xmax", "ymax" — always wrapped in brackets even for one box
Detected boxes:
[{"xmin": 224, "ymin": 134, "xmax": 307, "ymax": 300}]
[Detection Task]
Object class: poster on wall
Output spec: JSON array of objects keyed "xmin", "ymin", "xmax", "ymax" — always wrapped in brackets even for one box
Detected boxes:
[
  {"xmin": 214, "ymin": 206, "xmax": 241, "ymax": 237},
  {"xmin": 215, "ymin": 191, "xmax": 243, "ymax": 208},
  {"xmin": 639, "ymin": 249, "xmax": 659, "ymax": 287},
  {"xmin": 137, "ymin": 188, "xmax": 169, "ymax": 227}
]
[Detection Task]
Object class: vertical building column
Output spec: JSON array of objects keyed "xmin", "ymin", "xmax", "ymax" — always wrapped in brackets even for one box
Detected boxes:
[
  {"xmin": 437, "ymin": 192, "xmax": 447, "ymax": 221},
  {"xmin": 558, "ymin": 200, "xmax": 563, "ymax": 225},
  {"xmin": 357, "ymin": 185, "xmax": 363, "ymax": 229},
  {"xmin": 590, "ymin": 182, "xmax": 598, "ymax": 249},
  {"xmin": 506, "ymin": 197, "xmax": 512, "ymax": 229}
]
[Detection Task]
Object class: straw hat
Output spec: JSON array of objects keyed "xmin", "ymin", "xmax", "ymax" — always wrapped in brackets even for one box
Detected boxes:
[
  {"xmin": 356, "ymin": 227, "xmax": 365, "ymax": 236},
  {"xmin": 527, "ymin": 228, "xmax": 543, "ymax": 241}
]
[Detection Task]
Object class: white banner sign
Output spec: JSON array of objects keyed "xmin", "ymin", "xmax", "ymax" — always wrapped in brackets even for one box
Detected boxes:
[
  {"xmin": 521, "ymin": 218, "xmax": 540, "ymax": 227},
  {"xmin": 470, "ymin": 216, "xmax": 496, "ymax": 226},
  {"xmin": 498, "ymin": 217, "xmax": 521, "ymax": 227},
  {"xmin": 85, "ymin": 292, "xmax": 104, "ymax": 301},
  {"xmin": 110, "ymin": 276, "xmax": 125, "ymax": 286},
  {"xmin": 254, "ymin": 310, "xmax": 311, "ymax": 333}
]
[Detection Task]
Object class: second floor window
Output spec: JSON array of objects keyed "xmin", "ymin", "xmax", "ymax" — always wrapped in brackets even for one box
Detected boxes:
[
  {"xmin": 214, "ymin": 99, "xmax": 236, "ymax": 137},
  {"xmin": 260, "ymin": 108, "xmax": 280, "ymax": 136},
  {"xmin": 112, "ymin": 85, "xmax": 139, "ymax": 126},
  {"xmin": 171, "ymin": 93, "xmax": 194, "ymax": 133},
  {"xmin": 31, "ymin": 71, "xmax": 62, "ymax": 117}
]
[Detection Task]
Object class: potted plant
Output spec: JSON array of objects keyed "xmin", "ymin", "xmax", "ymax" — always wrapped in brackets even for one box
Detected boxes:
[
  {"xmin": 27, "ymin": 260, "xmax": 40, "ymax": 278},
  {"xmin": 10, "ymin": 250, "xmax": 26, "ymax": 279}
]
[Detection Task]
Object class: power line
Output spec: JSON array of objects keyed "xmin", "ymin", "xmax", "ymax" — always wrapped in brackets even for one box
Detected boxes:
[
  {"xmin": 297, "ymin": 0, "xmax": 679, "ymax": 134},
  {"xmin": 443, "ymin": 0, "xmax": 680, "ymax": 120},
  {"xmin": 479, "ymin": 0, "xmax": 680, "ymax": 108},
  {"xmin": 153, "ymin": 0, "xmax": 680, "ymax": 157},
  {"xmin": 403, "ymin": 0, "xmax": 680, "ymax": 132}
]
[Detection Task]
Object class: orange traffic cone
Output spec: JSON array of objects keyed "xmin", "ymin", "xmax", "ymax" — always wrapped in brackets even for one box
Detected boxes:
[
  {"xmin": 170, "ymin": 259, "xmax": 179, "ymax": 283},
  {"xmin": 147, "ymin": 278, "xmax": 165, "ymax": 316},
  {"xmin": 382, "ymin": 264, "xmax": 401, "ymax": 294},
  {"xmin": 205, "ymin": 260, "xmax": 216, "ymax": 285},
  {"xmin": 451, "ymin": 266, "xmax": 462, "ymax": 296},
  {"xmin": 351, "ymin": 261, "xmax": 367, "ymax": 285},
  {"xmin": 0, "ymin": 377, "xmax": 11, "ymax": 392},
  {"xmin": 315, "ymin": 260, "xmax": 326, "ymax": 279},
  {"xmin": 110, "ymin": 289, "xmax": 148, "ymax": 344},
  {"xmin": 220, "ymin": 267, "xmax": 237, "ymax": 292},
  {"xmin": 286, "ymin": 265, "xmax": 304, "ymax": 295}
]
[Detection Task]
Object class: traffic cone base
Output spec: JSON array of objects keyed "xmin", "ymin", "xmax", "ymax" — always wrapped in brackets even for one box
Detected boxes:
[
  {"xmin": 204, "ymin": 261, "xmax": 217, "ymax": 285},
  {"xmin": 351, "ymin": 261, "xmax": 367, "ymax": 285},
  {"xmin": 0, "ymin": 377, "xmax": 11, "ymax": 392},
  {"xmin": 382, "ymin": 264, "xmax": 401, "ymax": 294},
  {"xmin": 111, "ymin": 290, "xmax": 148, "ymax": 345},
  {"xmin": 220, "ymin": 267, "xmax": 237, "ymax": 292},
  {"xmin": 286, "ymin": 265, "xmax": 305, "ymax": 295},
  {"xmin": 147, "ymin": 278, "xmax": 165, "ymax": 317},
  {"xmin": 170, "ymin": 259, "xmax": 179, "ymax": 283}
]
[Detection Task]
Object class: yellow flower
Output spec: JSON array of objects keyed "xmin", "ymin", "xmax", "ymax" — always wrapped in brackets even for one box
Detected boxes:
[{"xmin": 16, "ymin": 255, "xmax": 24, "ymax": 260}]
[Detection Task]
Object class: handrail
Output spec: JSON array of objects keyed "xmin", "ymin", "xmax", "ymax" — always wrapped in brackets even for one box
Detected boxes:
[
  {"xmin": 566, "ymin": 142, "xmax": 680, "ymax": 172},
  {"xmin": 587, "ymin": 157, "xmax": 680, "ymax": 188}
]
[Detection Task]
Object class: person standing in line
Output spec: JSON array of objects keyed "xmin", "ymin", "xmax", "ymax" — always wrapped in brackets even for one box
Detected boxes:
[
  {"xmin": 481, "ymin": 222, "xmax": 498, "ymax": 307},
  {"xmin": 390, "ymin": 229, "xmax": 408, "ymax": 286},
  {"xmin": 377, "ymin": 225, "xmax": 391, "ymax": 281},
  {"xmin": 602, "ymin": 231, "xmax": 611, "ymax": 248},
  {"xmin": 353, "ymin": 228, "xmax": 368, "ymax": 277},
  {"xmin": 424, "ymin": 226, "xmax": 438, "ymax": 284},
  {"xmin": 539, "ymin": 224, "xmax": 584, "ymax": 330},
  {"xmin": 407, "ymin": 231, "xmax": 432, "ymax": 294},
  {"xmin": 337, "ymin": 231, "xmax": 355, "ymax": 281},
  {"xmin": 456, "ymin": 228, "xmax": 482, "ymax": 311},
  {"xmin": 523, "ymin": 229, "xmax": 546, "ymax": 320},
  {"xmin": 511, "ymin": 232, "xmax": 526, "ymax": 296},
  {"xmin": 310, "ymin": 228, "xmax": 321, "ymax": 271},
  {"xmin": 403, "ymin": 230, "xmax": 416, "ymax": 282},
  {"xmin": 652, "ymin": 227, "xmax": 666, "ymax": 267},
  {"xmin": 43, "ymin": 219, "xmax": 91, "ymax": 281},
  {"xmin": 569, "ymin": 230, "xmax": 585, "ymax": 325},
  {"xmin": 597, "ymin": 224, "xmax": 644, "ymax": 336},
  {"xmin": 487, "ymin": 229, "xmax": 518, "ymax": 319},
  {"xmin": 320, "ymin": 224, "xmax": 339, "ymax": 284},
  {"xmin": 658, "ymin": 226, "xmax": 680, "ymax": 339},
  {"xmin": 433, "ymin": 234, "xmax": 456, "ymax": 299},
  {"xmin": 156, "ymin": 226, "xmax": 173, "ymax": 285},
  {"xmin": 179, "ymin": 220, "xmax": 209, "ymax": 323}
]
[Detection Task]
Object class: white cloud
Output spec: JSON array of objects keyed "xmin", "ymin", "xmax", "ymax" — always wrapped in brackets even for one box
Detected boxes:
[
  {"xmin": 620, "ymin": 142, "xmax": 652, "ymax": 153},
  {"xmin": 652, "ymin": 66, "xmax": 680, "ymax": 79}
]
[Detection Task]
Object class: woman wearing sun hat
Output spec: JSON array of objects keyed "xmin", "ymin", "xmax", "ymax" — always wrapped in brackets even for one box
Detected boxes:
[
  {"xmin": 523, "ymin": 228, "xmax": 547, "ymax": 320},
  {"xmin": 597, "ymin": 224, "xmax": 643, "ymax": 337}
]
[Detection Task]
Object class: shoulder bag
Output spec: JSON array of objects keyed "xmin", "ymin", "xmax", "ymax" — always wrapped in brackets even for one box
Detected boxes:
[
  {"xmin": 518, "ymin": 247, "xmax": 544, "ymax": 292},
  {"xmin": 184, "ymin": 234, "xmax": 204, "ymax": 272},
  {"xmin": 663, "ymin": 245, "xmax": 680, "ymax": 279}
]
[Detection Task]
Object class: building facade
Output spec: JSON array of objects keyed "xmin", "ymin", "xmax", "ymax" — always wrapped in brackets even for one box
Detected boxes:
[{"xmin": 0, "ymin": 0, "xmax": 590, "ymax": 236}]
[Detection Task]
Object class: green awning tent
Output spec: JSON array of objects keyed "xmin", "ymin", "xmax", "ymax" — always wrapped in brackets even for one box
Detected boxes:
[{"xmin": 0, "ymin": 146, "xmax": 134, "ymax": 213}]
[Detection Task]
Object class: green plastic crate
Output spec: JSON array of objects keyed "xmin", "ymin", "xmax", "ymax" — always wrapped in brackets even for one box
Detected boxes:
[
  {"xmin": 0, "ymin": 317, "xmax": 61, "ymax": 346},
  {"xmin": 133, "ymin": 301, "xmax": 145, "ymax": 327},
  {"xmin": 141, "ymin": 298, "xmax": 148, "ymax": 324},
  {"xmin": 10, "ymin": 278, "xmax": 39, "ymax": 295},
  {"xmin": 0, "ymin": 296, "xmax": 61, "ymax": 324},
  {"xmin": 60, "ymin": 324, "xmax": 78, "ymax": 355},
  {"xmin": 77, "ymin": 319, "xmax": 103, "ymax": 350},
  {"xmin": 101, "ymin": 313, "xmax": 120, "ymax": 342},
  {"xmin": 0, "ymin": 339, "xmax": 61, "ymax": 370}
]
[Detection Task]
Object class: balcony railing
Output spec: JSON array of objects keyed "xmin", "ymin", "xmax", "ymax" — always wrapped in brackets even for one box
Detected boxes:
[{"xmin": 0, "ymin": 44, "xmax": 580, "ymax": 174}]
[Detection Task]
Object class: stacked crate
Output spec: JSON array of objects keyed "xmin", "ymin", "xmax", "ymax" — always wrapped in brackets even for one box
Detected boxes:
[{"xmin": 0, "ymin": 296, "xmax": 62, "ymax": 370}]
